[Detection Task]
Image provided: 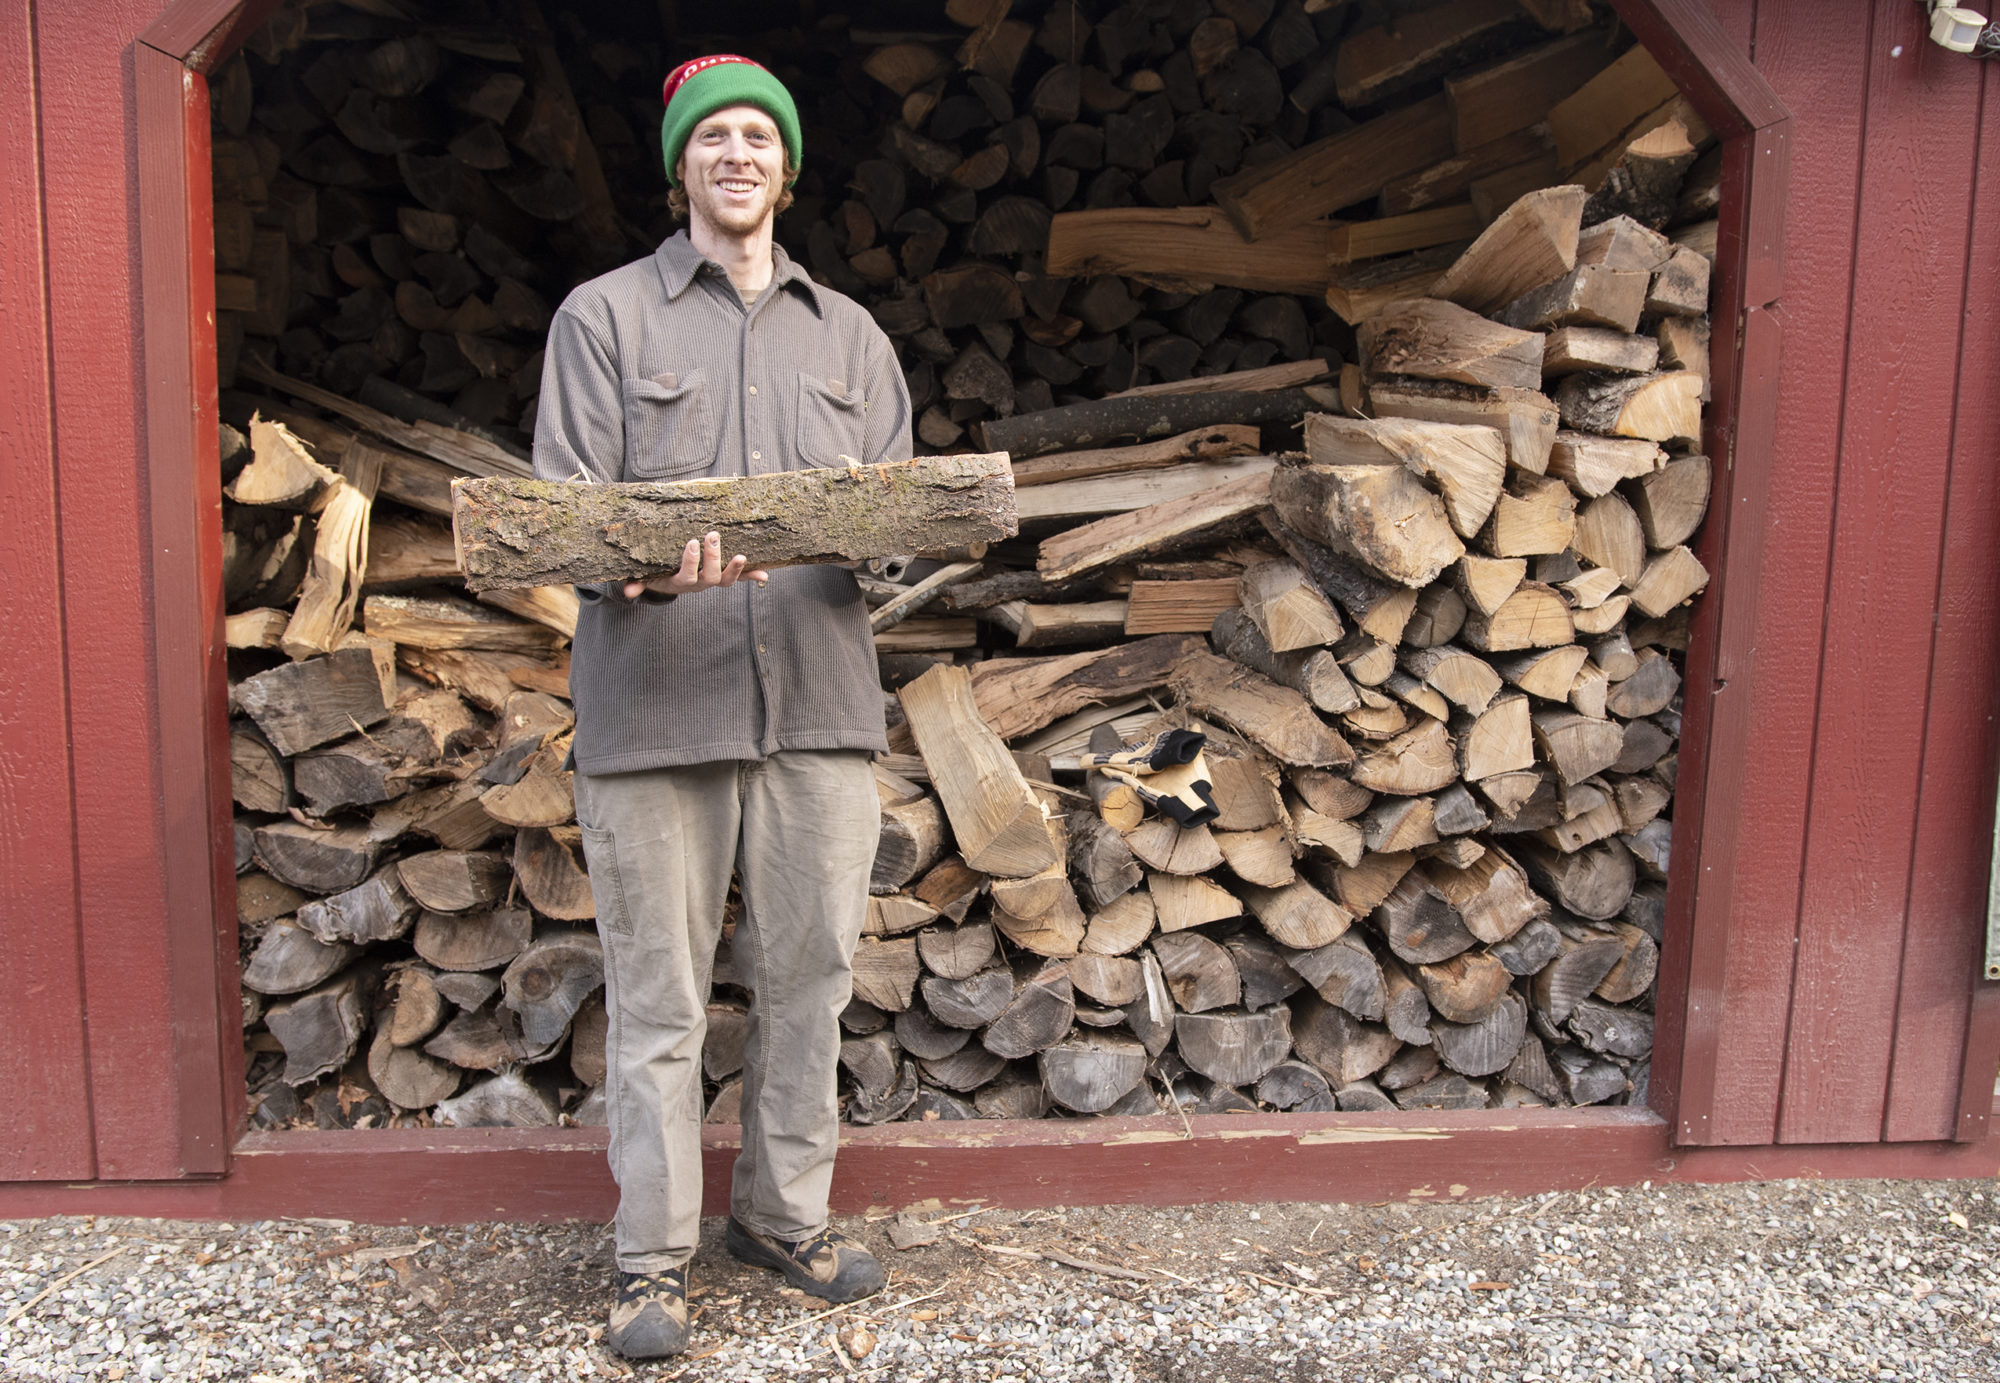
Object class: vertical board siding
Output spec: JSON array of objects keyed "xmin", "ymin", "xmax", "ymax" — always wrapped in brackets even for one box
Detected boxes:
[
  {"xmin": 1778, "ymin": 13, "xmax": 1988, "ymax": 1145},
  {"xmin": 1886, "ymin": 61, "xmax": 2000, "ymax": 1144},
  {"xmin": 1689, "ymin": 0, "xmax": 1867, "ymax": 1144},
  {"xmin": 36, "ymin": 0, "xmax": 193, "ymax": 1179},
  {"xmin": 0, "ymin": 0, "xmax": 94, "ymax": 1180}
]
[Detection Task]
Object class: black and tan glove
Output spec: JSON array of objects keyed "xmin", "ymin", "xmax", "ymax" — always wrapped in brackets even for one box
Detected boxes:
[{"xmin": 1083, "ymin": 729, "xmax": 1219, "ymax": 828}]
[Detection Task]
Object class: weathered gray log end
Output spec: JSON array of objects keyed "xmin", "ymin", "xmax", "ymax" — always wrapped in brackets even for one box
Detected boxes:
[{"xmin": 452, "ymin": 453, "xmax": 1019, "ymax": 591}]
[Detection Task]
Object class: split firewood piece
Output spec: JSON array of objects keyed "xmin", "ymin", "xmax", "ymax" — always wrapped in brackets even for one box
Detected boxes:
[
  {"xmin": 1126, "ymin": 819, "xmax": 1225, "ymax": 876},
  {"xmin": 1292, "ymin": 993, "xmax": 1402, "ymax": 1086},
  {"xmin": 1547, "ymin": 43, "xmax": 1680, "ymax": 172},
  {"xmin": 1433, "ymin": 783, "xmax": 1493, "ymax": 836},
  {"xmin": 1399, "ymin": 645, "xmax": 1504, "ymax": 716},
  {"xmin": 1583, "ymin": 116, "xmax": 1700, "ymax": 228},
  {"xmin": 1045, "ymin": 206, "xmax": 1337, "ymax": 295},
  {"xmin": 1310, "ymin": 849, "xmax": 1416, "ymax": 918},
  {"xmin": 1239, "ymin": 559, "xmax": 1344, "ymax": 652},
  {"xmin": 1269, "ymin": 460, "xmax": 1464, "ymax": 590},
  {"xmin": 1530, "ymin": 922, "xmax": 1627, "ymax": 1025},
  {"xmin": 1593, "ymin": 631, "xmax": 1640, "ymax": 681},
  {"xmin": 396, "ymin": 849, "xmax": 511, "ymax": 915},
  {"xmin": 1176, "ymin": 1007, "xmax": 1294, "ymax": 1089},
  {"xmin": 290, "ymin": 735, "xmax": 409, "ymax": 816},
  {"xmin": 296, "ymin": 867, "xmax": 417, "ymax": 946},
  {"xmin": 873, "ymin": 794, "xmax": 947, "ymax": 893},
  {"xmin": 983, "ymin": 961, "xmax": 1076, "ymax": 1058},
  {"xmin": 1334, "ymin": 1079, "xmax": 1399, "ymax": 1111},
  {"xmin": 1289, "ymin": 931, "xmax": 1386, "ymax": 1019},
  {"xmin": 1068, "ymin": 951, "xmax": 1144, "ymax": 1008},
  {"xmin": 865, "ymin": 895, "xmax": 941, "ymax": 938},
  {"xmin": 1606, "ymin": 649, "xmax": 1682, "ymax": 719},
  {"xmin": 1613, "ymin": 772, "xmax": 1673, "ymax": 836},
  {"xmin": 1493, "ymin": 645, "xmax": 1590, "ymax": 703},
  {"xmin": 477, "ymin": 738, "xmax": 575, "ymax": 829},
  {"xmin": 226, "ymin": 608, "xmax": 291, "ymax": 652},
  {"xmin": 1501, "ymin": 1030, "xmax": 1566, "ymax": 1103},
  {"xmin": 1122, "ymin": 581, "xmax": 1237, "ymax": 637},
  {"xmin": 1548, "ymin": 434, "xmax": 1663, "ymax": 499},
  {"xmin": 1403, "ymin": 585, "xmax": 1469, "ymax": 650},
  {"xmin": 1444, "ymin": 28, "xmax": 1618, "ymax": 150},
  {"xmin": 1427, "ymin": 184, "xmax": 1586, "ymax": 314},
  {"xmin": 1380, "ymin": 122, "xmax": 1555, "ymax": 216},
  {"xmin": 1627, "ymin": 545, "xmax": 1711, "ymax": 618},
  {"xmin": 1036, "ymin": 470, "xmax": 1273, "ymax": 583},
  {"xmin": 1568, "ymin": 659, "xmax": 1608, "ymax": 720},
  {"xmin": 1573, "ymin": 494, "xmax": 1648, "ymax": 588},
  {"xmin": 1595, "ymin": 920, "xmax": 1661, "ymax": 1003},
  {"xmin": 235, "ymin": 646, "xmax": 393, "ymax": 756},
  {"xmin": 1148, "ymin": 871, "xmax": 1242, "ymax": 933},
  {"xmin": 1084, "ymin": 890, "xmax": 1157, "ymax": 957},
  {"xmin": 1454, "ymin": 555, "xmax": 1528, "ymax": 618},
  {"xmin": 365, "ymin": 594, "xmax": 564, "ymax": 656},
  {"xmin": 500, "ymin": 929, "xmax": 602, "ymax": 1047},
  {"xmin": 1007, "ymin": 425, "xmax": 1262, "ymax": 488},
  {"xmin": 894, "ymin": 1007, "xmax": 969, "ymax": 1063},
  {"xmin": 1351, "ymin": 717, "xmax": 1458, "ymax": 796},
  {"xmin": 1228, "ymin": 931, "xmax": 1307, "ymax": 1010},
  {"xmin": 451, "ymin": 454, "xmax": 1017, "ymax": 591},
  {"xmin": 922, "ymin": 968, "xmax": 1013, "ymax": 1030},
  {"xmin": 368, "ymin": 1026, "xmax": 461, "ymax": 1111},
  {"xmin": 267, "ymin": 970, "xmax": 373, "ymax": 1085},
  {"xmin": 227, "ymin": 416, "xmax": 340, "ymax": 509},
  {"xmin": 242, "ymin": 920, "xmax": 356, "ymax": 997},
  {"xmin": 1327, "ymin": 204, "xmax": 1484, "ymax": 264},
  {"xmin": 1362, "ymin": 795, "xmax": 1439, "ymax": 854},
  {"xmin": 1373, "ymin": 948, "xmax": 1434, "ymax": 1046},
  {"xmin": 1039, "ymin": 1032, "xmax": 1149, "ymax": 1114},
  {"xmin": 1215, "ymin": 826, "xmax": 1297, "ymax": 888},
  {"xmin": 1014, "ymin": 457, "xmax": 1276, "ymax": 524},
  {"xmin": 1334, "ymin": 0, "xmax": 1523, "ymax": 106},
  {"xmin": 1567, "ymin": 996, "xmax": 1654, "ymax": 1058},
  {"xmin": 900, "ymin": 664, "xmax": 1058, "ymax": 879},
  {"xmin": 1460, "ymin": 581, "xmax": 1573, "ymax": 652},
  {"xmin": 413, "ymin": 905, "xmax": 534, "ymax": 973},
  {"xmin": 1324, "ymin": 244, "xmax": 1461, "ymax": 326},
  {"xmin": 1384, "ymin": 674, "xmax": 1450, "ymax": 726},
  {"xmin": 1532, "ymin": 708, "xmax": 1626, "ymax": 785},
  {"xmin": 851, "ymin": 937, "xmax": 922, "ymax": 1013},
  {"xmin": 1212, "ymin": 94, "xmax": 1454, "ymax": 242},
  {"xmin": 1068, "ymin": 811, "xmax": 1142, "ymax": 908},
  {"xmin": 1482, "ymin": 472, "xmax": 1579, "ymax": 558},
  {"xmin": 967, "ymin": 634, "xmax": 1200, "ymax": 742},
  {"xmin": 1361, "ymin": 298, "xmax": 1545, "ymax": 393},
  {"xmin": 916, "ymin": 920, "xmax": 996, "ymax": 982},
  {"xmin": 1656, "ymin": 316, "xmax": 1711, "ymax": 400},
  {"xmin": 1543, "ymin": 327, "xmax": 1659, "ymax": 378},
  {"xmin": 1415, "ymin": 949, "xmax": 1514, "ymax": 1024},
  {"xmin": 1563, "ymin": 567, "xmax": 1624, "ymax": 612},
  {"xmin": 283, "ymin": 445, "xmax": 383, "ymax": 659},
  {"xmin": 912, "ymin": 856, "xmax": 988, "ymax": 926},
  {"xmin": 1577, "ymin": 214, "xmax": 1673, "ymax": 272},
  {"xmin": 1204, "ymin": 752, "xmax": 1288, "ymax": 836},
  {"xmin": 230, "ymin": 724, "xmax": 290, "ymax": 814},
  {"xmin": 1172, "ymin": 649, "xmax": 1354, "ymax": 768},
  {"xmin": 1457, "ymin": 691, "xmax": 1535, "ymax": 782},
  {"xmin": 1627, "ymin": 454, "xmax": 1711, "ymax": 550},
  {"xmin": 1152, "ymin": 931, "xmax": 1240, "ymax": 1014},
  {"xmin": 978, "ymin": 388, "xmax": 1316, "ymax": 460},
  {"xmin": 1305, "ymin": 414, "xmax": 1507, "ymax": 541},
  {"xmin": 1495, "ymin": 264, "xmax": 1648, "ymax": 334},
  {"xmin": 1240, "ymin": 875, "xmax": 1353, "ymax": 951},
  {"xmin": 1553, "ymin": 371, "xmax": 1702, "ymax": 446},
  {"xmin": 1335, "ymin": 631, "xmax": 1400, "ymax": 687},
  {"xmin": 993, "ymin": 886, "xmax": 1087, "ymax": 957},
  {"xmin": 1372, "ymin": 870, "xmax": 1478, "ymax": 964},
  {"xmin": 1429, "ymin": 989, "xmax": 1527, "ymax": 1077},
  {"xmin": 1517, "ymin": 838, "xmax": 1636, "ymax": 922},
  {"xmin": 1211, "ymin": 608, "xmax": 1361, "ymax": 715},
  {"xmin": 1287, "ymin": 796, "xmax": 1366, "ymax": 867},
  {"xmin": 1426, "ymin": 847, "xmax": 1545, "ymax": 945},
  {"xmin": 252, "ymin": 821, "xmax": 380, "ymax": 895},
  {"xmin": 1260, "ymin": 515, "xmax": 1420, "ymax": 644},
  {"xmin": 435, "ymin": 1071, "xmax": 558, "ymax": 1128},
  {"xmin": 1259, "ymin": 1061, "xmax": 1336, "ymax": 1112},
  {"xmin": 1368, "ymin": 380, "xmax": 1560, "ymax": 476},
  {"xmin": 1544, "ymin": 777, "xmax": 1623, "ymax": 853}
]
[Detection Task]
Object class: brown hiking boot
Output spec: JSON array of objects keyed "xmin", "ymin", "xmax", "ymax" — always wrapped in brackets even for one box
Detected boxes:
[
  {"xmin": 725, "ymin": 1218, "xmax": 886, "ymax": 1303},
  {"xmin": 606, "ymin": 1265, "xmax": 689, "ymax": 1359}
]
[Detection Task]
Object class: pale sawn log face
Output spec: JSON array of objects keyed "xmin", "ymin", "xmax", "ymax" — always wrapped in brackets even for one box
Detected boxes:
[{"xmin": 452, "ymin": 453, "xmax": 1018, "ymax": 591}]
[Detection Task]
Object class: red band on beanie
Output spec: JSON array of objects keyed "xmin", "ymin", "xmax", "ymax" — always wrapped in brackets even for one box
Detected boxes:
[{"xmin": 662, "ymin": 54, "xmax": 766, "ymax": 107}]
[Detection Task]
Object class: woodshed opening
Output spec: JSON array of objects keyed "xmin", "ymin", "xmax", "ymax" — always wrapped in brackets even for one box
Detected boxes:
[{"xmin": 212, "ymin": 0, "xmax": 1730, "ymax": 1145}]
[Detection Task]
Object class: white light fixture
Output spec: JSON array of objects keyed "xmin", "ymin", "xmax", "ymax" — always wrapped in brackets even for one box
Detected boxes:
[{"xmin": 1929, "ymin": 2, "xmax": 1989, "ymax": 52}]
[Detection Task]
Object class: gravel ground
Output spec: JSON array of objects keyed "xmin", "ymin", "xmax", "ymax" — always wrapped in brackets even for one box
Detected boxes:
[{"xmin": 2, "ymin": 1178, "xmax": 1995, "ymax": 1382}]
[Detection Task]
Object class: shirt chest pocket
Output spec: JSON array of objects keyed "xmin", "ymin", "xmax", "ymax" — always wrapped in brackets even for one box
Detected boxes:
[
  {"xmin": 620, "ymin": 371, "xmax": 718, "ymax": 480},
  {"xmin": 795, "ymin": 373, "xmax": 869, "ymax": 468}
]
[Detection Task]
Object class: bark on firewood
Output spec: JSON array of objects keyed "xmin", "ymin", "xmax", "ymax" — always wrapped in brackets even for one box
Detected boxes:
[
  {"xmin": 1428, "ymin": 184, "xmax": 1584, "ymax": 314},
  {"xmin": 1260, "ymin": 516, "xmax": 1420, "ymax": 645},
  {"xmin": 1173, "ymin": 649, "xmax": 1355, "ymax": 768},
  {"xmin": 1361, "ymin": 298, "xmax": 1546, "ymax": 393},
  {"xmin": 979, "ymin": 389, "xmax": 1316, "ymax": 460},
  {"xmin": 1269, "ymin": 460, "xmax": 1465, "ymax": 591}
]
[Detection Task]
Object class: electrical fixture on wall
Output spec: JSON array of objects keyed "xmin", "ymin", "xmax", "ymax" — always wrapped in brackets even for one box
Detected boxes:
[{"xmin": 1923, "ymin": 0, "xmax": 2000, "ymax": 53}]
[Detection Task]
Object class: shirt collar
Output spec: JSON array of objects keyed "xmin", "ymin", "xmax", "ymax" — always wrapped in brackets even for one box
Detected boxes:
[{"xmin": 653, "ymin": 231, "xmax": 825, "ymax": 317}]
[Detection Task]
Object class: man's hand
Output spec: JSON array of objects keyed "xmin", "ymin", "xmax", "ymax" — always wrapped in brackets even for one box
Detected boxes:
[{"xmin": 625, "ymin": 531, "xmax": 770, "ymax": 599}]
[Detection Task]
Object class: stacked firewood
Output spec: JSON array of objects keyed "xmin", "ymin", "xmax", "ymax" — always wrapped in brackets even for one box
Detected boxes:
[{"xmin": 219, "ymin": 0, "xmax": 1719, "ymax": 1128}]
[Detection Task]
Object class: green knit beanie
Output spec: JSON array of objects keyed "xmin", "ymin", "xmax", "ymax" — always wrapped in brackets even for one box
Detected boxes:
[{"xmin": 659, "ymin": 55, "xmax": 803, "ymax": 188}]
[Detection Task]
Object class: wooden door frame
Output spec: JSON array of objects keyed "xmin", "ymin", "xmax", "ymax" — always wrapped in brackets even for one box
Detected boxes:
[{"xmin": 103, "ymin": 0, "xmax": 1980, "ymax": 1209}]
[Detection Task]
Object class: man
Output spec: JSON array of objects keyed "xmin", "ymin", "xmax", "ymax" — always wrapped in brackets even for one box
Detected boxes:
[{"xmin": 532, "ymin": 54, "xmax": 910, "ymax": 1360}]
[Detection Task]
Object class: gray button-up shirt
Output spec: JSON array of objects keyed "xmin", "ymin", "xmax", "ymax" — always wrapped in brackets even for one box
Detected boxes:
[{"xmin": 533, "ymin": 231, "xmax": 913, "ymax": 774}]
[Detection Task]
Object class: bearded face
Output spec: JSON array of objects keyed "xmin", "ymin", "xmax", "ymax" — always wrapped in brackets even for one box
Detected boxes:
[{"xmin": 677, "ymin": 105, "xmax": 786, "ymax": 240}]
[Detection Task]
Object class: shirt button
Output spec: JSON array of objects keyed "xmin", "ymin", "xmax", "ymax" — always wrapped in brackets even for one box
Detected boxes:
[
  {"xmin": 751, "ymin": 450, "xmax": 761, "ymax": 460},
  {"xmin": 748, "ymin": 386, "xmax": 757, "ymax": 396}
]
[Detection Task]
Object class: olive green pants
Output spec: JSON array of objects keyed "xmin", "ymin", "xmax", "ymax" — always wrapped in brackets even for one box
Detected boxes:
[{"xmin": 575, "ymin": 750, "xmax": 878, "ymax": 1273}]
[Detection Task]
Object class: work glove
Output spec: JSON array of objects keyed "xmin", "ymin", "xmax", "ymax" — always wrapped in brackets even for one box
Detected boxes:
[{"xmin": 1083, "ymin": 729, "xmax": 1219, "ymax": 828}]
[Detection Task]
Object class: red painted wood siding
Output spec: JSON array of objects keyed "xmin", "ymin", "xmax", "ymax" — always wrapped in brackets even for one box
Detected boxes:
[{"xmin": 0, "ymin": 0, "xmax": 95, "ymax": 1181}]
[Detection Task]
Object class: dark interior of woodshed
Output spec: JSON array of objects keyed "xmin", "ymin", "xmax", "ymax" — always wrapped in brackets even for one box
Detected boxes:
[{"xmin": 215, "ymin": 0, "xmax": 1719, "ymax": 1133}]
